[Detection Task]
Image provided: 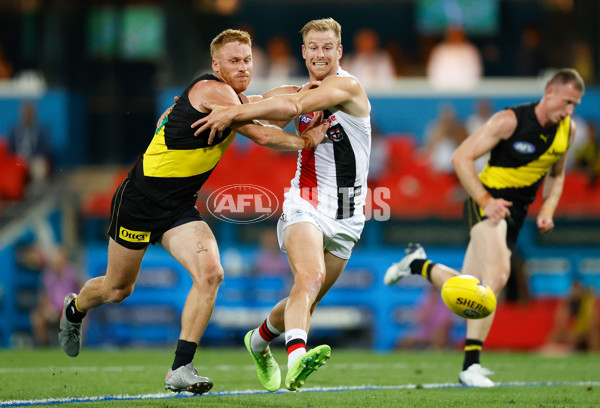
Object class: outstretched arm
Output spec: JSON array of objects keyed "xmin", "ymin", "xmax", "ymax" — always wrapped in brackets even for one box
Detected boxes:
[
  {"xmin": 193, "ymin": 75, "xmax": 366, "ymax": 140},
  {"xmin": 537, "ymin": 120, "xmax": 576, "ymax": 233},
  {"xmin": 452, "ymin": 109, "xmax": 516, "ymax": 224},
  {"xmin": 246, "ymin": 85, "xmax": 302, "ymax": 128},
  {"xmin": 187, "ymin": 80, "xmax": 328, "ymax": 150},
  {"xmin": 233, "ymin": 110, "xmax": 328, "ymax": 151}
]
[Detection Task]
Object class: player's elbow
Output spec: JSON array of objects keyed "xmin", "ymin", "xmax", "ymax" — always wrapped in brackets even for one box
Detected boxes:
[
  {"xmin": 282, "ymin": 99, "xmax": 301, "ymax": 120},
  {"xmin": 451, "ymin": 151, "xmax": 464, "ymax": 171}
]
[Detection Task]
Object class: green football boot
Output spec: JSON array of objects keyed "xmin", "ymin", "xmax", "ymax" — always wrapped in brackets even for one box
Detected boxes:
[
  {"xmin": 244, "ymin": 329, "xmax": 281, "ymax": 392},
  {"xmin": 285, "ymin": 344, "xmax": 331, "ymax": 391}
]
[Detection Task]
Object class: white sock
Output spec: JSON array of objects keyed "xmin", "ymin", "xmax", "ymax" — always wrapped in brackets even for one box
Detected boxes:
[
  {"xmin": 285, "ymin": 328, "xmax": 307, "ymax": 369},
  {"xmin": 250, "ymin": 317, "xmax": 282, "ymax": 352}
]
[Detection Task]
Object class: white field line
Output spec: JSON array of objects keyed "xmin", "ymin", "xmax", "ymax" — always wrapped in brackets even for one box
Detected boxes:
[{"xmin": 2, "ymin": 381, "xmax": 600, "ymax": 407}]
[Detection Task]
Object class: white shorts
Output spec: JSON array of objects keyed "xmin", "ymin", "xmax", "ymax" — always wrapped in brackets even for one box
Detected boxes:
[{"xmin": 277, "ymin": 190, "xmax": 365, "ymax": 260}]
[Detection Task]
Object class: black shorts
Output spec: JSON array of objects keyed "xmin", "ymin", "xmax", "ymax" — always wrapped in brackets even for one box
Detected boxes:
[
  {"xmin": 462, "ymin": 196, "xmax": 527, "ymax": 250},
  {"xmin": 107, "ymin": 178, "xmax": 203, "ymax": 250}
]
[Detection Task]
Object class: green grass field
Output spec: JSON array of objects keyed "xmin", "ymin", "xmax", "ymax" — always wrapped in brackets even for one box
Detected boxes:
[{"xmin": 1, "ymin": 348, "xmax": 599, "ymax": 407}]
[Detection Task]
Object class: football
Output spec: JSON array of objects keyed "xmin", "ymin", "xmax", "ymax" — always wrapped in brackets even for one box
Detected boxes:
[{"xmin": 441, "ymin": 275, "xmax": 496, "ymax": 319}]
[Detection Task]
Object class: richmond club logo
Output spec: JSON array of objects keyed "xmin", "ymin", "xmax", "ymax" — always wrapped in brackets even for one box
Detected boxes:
[{"xmin": 206, "ymin": 184, "xmax": 279, "ymax": 224}]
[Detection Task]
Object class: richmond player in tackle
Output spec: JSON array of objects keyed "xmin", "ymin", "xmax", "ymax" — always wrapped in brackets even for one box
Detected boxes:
[{"xmin": 58, "ymin": 28, "xmax": 328, "ymax": 395}]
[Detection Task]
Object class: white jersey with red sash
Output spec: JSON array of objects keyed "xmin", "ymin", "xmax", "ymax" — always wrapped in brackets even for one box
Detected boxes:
[{"xmin": 290, "ymin": 68, "xmax": 371, "ymax": 220}]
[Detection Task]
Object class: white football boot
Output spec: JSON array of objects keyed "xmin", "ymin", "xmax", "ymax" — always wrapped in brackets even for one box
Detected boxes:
[
  {"xmin": 165, "ymin": 362, "xmax": 213, "ymax": 394},
  {"xmin": 384, "ymin": 243, "xmax": 427, "ymax": 285},
  {"xmin": 458, "ymin": 364, "xmax": 495, "ymax": 387}
]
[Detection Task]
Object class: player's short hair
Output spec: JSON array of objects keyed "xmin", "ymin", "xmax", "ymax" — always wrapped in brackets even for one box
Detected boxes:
[
  {"xmin": 300, "ymin": 18, "xmax": 342, "ymax": 47},
  {"xmin": 546, "ymin": 68, "xmax": 585, "ymax": 93},
  {"xmin": 210, "ymin": 29, "xmax": 252, "ymax": 58}
]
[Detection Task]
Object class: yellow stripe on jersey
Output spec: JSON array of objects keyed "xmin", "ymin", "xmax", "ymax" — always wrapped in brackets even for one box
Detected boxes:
[
  {"xmin": 479, "ymin": 117, "xmax": 570, "ymax": 189},
  {"xmin": 142, "ymin": 127, "xmax": 236, "ymax": 178}
]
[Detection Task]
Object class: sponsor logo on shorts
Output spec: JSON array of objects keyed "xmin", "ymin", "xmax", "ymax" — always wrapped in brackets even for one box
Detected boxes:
[
  {"xmin": 119, "ymin": 227, "xmax": 151, "ymax": 243},
  {"xmin": 206, "ymin": 184, "xmax": 279, "ymax": 224},
  {"xmin": 286, "ymin": 208, "xmax": 318, "ymax": 223}
]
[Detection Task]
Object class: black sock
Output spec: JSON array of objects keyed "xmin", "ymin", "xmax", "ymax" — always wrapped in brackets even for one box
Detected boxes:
[
  {"xmin": 172, "ymin": 339, "xmax": 197, "ymax": 371},
  {"xmin": 463, "ymin": 339, "xmax": 483, "ymax": 370},
  {"xmin": 65, "ymin": 299, "xmax": 86, "ymax": 323},
  {"xmin": 409, "ymin": 259, "xmax": 436, "ymax": 282}
]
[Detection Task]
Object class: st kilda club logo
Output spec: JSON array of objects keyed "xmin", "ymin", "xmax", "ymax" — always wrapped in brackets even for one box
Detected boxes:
[{"xmin": 206, "ymin": 184, "xmax": 280, "ymax": 224}]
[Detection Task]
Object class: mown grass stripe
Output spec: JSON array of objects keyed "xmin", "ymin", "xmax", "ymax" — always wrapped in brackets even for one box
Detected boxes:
[{"xmin": 2, "ymin": 381, "xmax": 599, "ymax": 407}]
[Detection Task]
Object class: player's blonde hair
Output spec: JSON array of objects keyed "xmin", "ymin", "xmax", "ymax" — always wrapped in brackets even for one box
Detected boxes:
[
  {"xmin": 546, "ymin": 68, "xmax": 585, "ymax": 93},
  {"xmin": 210, "ymin": 29, "xmax": 252, "ymax": 58},
  {"xmin": 300, "ymin": 18, "xmax": 342, "ymax": 47}
]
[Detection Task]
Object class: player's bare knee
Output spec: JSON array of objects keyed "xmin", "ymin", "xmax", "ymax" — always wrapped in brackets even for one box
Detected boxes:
[
  {"xmin": 313, "ymin": 270, "xmax": 326, "ymax": 288},
  {"xmin": 193, "ymin": 263, "xmax": 224, "ymax": 288},
  {"xmin": 486, "ymin": 263, "xmax": 511, "ymax": 293},
  {"xmin": 207, "ymin": 265, "xmax": 224, "ymax": 286},
  {"xmin": 107, "ymin": 286, "xmax": 134, "ymax": 303},
  {"xmin": 294, "ymin": 272, "xmax": 325, "ymax": 297},
  {"xmin": 498, "ymin": 268, "xmax": 511, "ymax": 289}
]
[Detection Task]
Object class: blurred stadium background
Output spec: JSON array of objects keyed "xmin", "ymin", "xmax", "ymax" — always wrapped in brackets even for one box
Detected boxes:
[{"xmin": 0, "ymin": 0, "xmax": 599, "ymax": 354}]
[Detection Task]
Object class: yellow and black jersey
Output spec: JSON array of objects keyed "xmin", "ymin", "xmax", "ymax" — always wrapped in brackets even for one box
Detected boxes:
[
  {"xmin": 479, "ymin": 102, "xmax": 571, "ymax": 205},
  {"xmin": 128, "ymin": 74, "xmax": 236, "ymax": 210}
]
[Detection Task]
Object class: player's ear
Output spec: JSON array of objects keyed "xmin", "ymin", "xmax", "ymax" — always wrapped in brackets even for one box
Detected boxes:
[
  {"xmin": 212, "ymin": 59, "xmax": 218, "ymax": 73},
  {"xmin": 337, "ymin": 44, "xmax": 343, "ymax": 60},
  {"xmin": 302, "ymin": 44, "xmax": 306, "ymax": 59}
]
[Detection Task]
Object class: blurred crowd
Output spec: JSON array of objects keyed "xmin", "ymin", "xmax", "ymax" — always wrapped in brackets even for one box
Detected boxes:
[
  {"xmin": 0, "ymin": 14, "xmax": 595, "ymax": 87},
  {"xmin": 0, "ymin": 100, "xmax": 53, "ymax": 204},
  {"xmin": 18, "ymin": 245, "xmax": 82, "ymax": 347},
  {"xmin": 541, "ymin": 278, "xmax": 599, "ymax": 354},
  {"xmin": 224, "ymin": 24, "xmax": 592, "ymax": 90}
]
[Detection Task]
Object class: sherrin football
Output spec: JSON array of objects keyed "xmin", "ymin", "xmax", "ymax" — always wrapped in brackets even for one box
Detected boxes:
[{"xmin": 441, "ymin": 275, "xmax": 496, "ymax": 319}]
